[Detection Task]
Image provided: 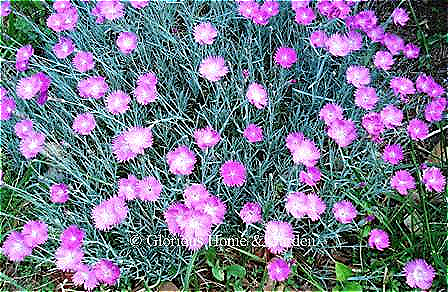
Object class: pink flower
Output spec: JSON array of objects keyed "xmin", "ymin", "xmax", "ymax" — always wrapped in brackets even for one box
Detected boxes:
[
  {"xmin": 112, "ymin": 135, "xmax": 136, "ymax": 162},
  {"xmin": 403, "ymin": 43, "xmax": 420, "ymax": 59},
  {"xmin": 199, "ymin": 56, "xmax": 228, "ymax": 82},
  {"xmin": 53, "ymin": 37, "xmax": 75, "ymax": 59},
  {"xmin": 246, "ymin": 82, "xmax": 268, "ymax": 109},
  {"xmin": 310, "ymin": 30, "xmax": 328, "ymax": 48},
  {"xmin": 373, "ymin": 50, "xmax": 394, "ymax": 70},
  {"xmin": 220, "ymin": 160, "xmax": 246, "ymax": 187},
  {"xmin": 1, "ymin": 232, "xmax": 32, "ymax": 262},
  {"xmin": 383, "ymin": 33, "xmax": 404, "ymax": 55},
  {"xmin": 194, "ymin": 195, "xmax": 227, "ymax": 225},
  {"xmin": 78, "ymin": 76, "xmax": 109, "ymax": 99},
  {"xmin": 22, "ymin": 220, "xmax": 48, "ymax": 248},
  {"xmin": 346, "ymin": 65, "xmax": 370, "ymax": 88},
  {"xmin": 416, "ymin": 74, "xmax": 445, "ymax": 97},
  {"xmin": 105, "ymin": 90, "xmax": 130, "ymax": 115},
  {"xmin": 193, "ymin": 22, "xmax": 217, "ymax": 45},
  {"xmin": 72, "ymin": 51, "xmax": 95, "ymax": 72},
  {"xmin": 327, "ymin": 119, "xmax": 358, "ymax": 147},
  {"xmin": 117, "ymin": 174, "xmax": 138, "ymax": 200},
  {"xmin": 0, "ymin": 96, "xmax": 16, "ymax": 121},
  {"xmin": 285, "ymin": 192, "xmax": 308, "ymax": 219},
  {"xmin": 53, "ymin": 0, "xmax": 72, "ymax": 12},
  {"xmin": 164, "ymin": 202, "xmax": 189, "ymax": 235},
  {"xmin": 92, "ymin": 196, "xmax": 128, "ymax": 231},
  {"xmin": 380, "ymin": 104, "xmax": 403, "ymax": 129},
  {"xmin": 1, "ymin": 1, "xmax": 11, "ymax": 17},
  {"xmin": 403, "ymin": 259, "xmax": 435, "ymax": 290},
  {"xmin": 96, "ymin": 1, "xmax": 124, "ymax": 21},
  {"xmin": 425, "ymin": 98, "xmax": 446, "ymax": 122},
  {"xmin": 72, "ymin": 264, "xmax": 98, "ymax": 291},
  {"xmin": 354, "ymin": 87, "xmax": 378, "ymax": 110},
  {"xmin": 16, "ymin": 45, "xmax": 33, "ymax": 72},
  {"xmin": 94, "ymin": 259, "xmax": 120, "ymax": 285},
  {"xmin": 299, "ymin": 166, "xmax": 321, "ymax": 186},
  {"xmin": 123, "ymin": 126, "xmax": 153, "ymax": 154},
  {"xmin": 238, "ymin": 1, "xmax": 258, "ymax": 19},
  {"xmin": 368, "ymin": 229, "xmax": 390, "ymax": 250},
  {"xmin": 194, "ymin": 126, "xmax": 221, "ymax": 150},
  {"xmin": 55, "ymin": 247, "xmax": 84, "ymax": 271},
  {"xmin": 50, "ymin": 183, "xmax": 69, "ymax": 203},
  {"xmin": 391, "ymin": 8, "xmax": 409, "ymax": 26},
  {"xmin": 16, "ymin": 75, "xmax": 40, "ymax": 100},
  {"xmin": 136, "ymin": 176, "xmax": 163, "ymax": 201},
  {"xmin": 362, "ymin": 112, "xmax": 384, "ymax": 138},
  {"xmin": 291, "ymin": 0, "xmax": 310, "ymax": 12},
  {"xmin": 129, "ymin": 0, "xmax": 149, "ymax": 9},
  {"xmin": 20, "ymin": 131, "xmax": 46, "ymax": 159},
  {"xmin": 264, "ymin": 221, "xmax": 294, "ymax": 254},
  {"xmin": 133, "ymin": 84, "xmax": 157, "ymax": 104},
  {"xmin": 382, "ymin": 144, "xmax": 404, "ymax": 165},
  {"xmin": 319, "ymin": 103, "xmax": 344, "ymax": 125},
  {"xmin": 179, "ymin": 210, "xmax": 213, "ymax": 251},
  {"xmin": 166, "ymin": 146, "xmax": 196, "ymax": 175},
  {"xmin": 390, "ymin": 170, "xmax": 415, "ymax": 195},
  {"xmin": 289, "ymin": 136, "xmax": 320, "ymax": 167},
  {"xmin": 407, "ymin": 119, "xmax": 428, "ymax": 141},
  {"xmin": 60, "ymin": 225, "xmax": 84, "ymax": 249},
  {"xmin": 15, "ymin": 119, "xmax": 34, "ymax": 139},
  {"xmin": 390, "ymin": 76, "xmax": 416, "ymax": 98},
  {"xmin": 306, "ymin": 193, "xmax": 326, "ymax": 221},
  {"xmin": 332, "ymin": 200, "xmax": 357, "ymax": 224},
  {"xmin": 422, "ymin": 167, "xmax": 446, "ymax": 193},
  {"xmin": 346, "ymin": 30, "xmax": 363, "ymax": 52},
  {"xmin": 267, "ymin": 258, "xmax": 291, "ymax": 282},
  {"xmin": 261, "ymin": 1, "xmax": 279, "ymax": 17},
  {"xmin": 47, "ymin": 8, "xmax": 79, "ymax": 32},
  {"xmin": 366, "ymin": 26, "xmax": 385, "ymax": 43},
  {"xmin": 252, "ymin": 7, "xmax": 270, "ymax": 25},
  {"xmin": 239, "ymin": 202, "xmax": 262, "ymax": 224},
  {"xmin": 72, "ymin": 113, "xmax": 96, "ymax": 135},
  {"xmin": 295, "ymin": 7, "xmax": 315, "ymax": 25},
  {"xmin": 326, "ymin": 33, "xmax": 350, "ymax": 57},
  {"xmin": 274, "ymin": 47, "xmax": 297, "ymax": 68},
  {"xmin": 116, "ymin": 32, "xmax": 138, "ymax": 55},
  {"xmin": 244, "ymin": 124, "xmax": 263, "ymax": 143},
  {"xmin": 183, "ymin": 184, "xmax": 210, "ymax": 208}
]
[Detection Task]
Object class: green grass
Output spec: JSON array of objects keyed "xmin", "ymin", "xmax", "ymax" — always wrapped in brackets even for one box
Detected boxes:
[{"xmin": 1, "ymin": 0, "xmax": 447, "ymax": 290}]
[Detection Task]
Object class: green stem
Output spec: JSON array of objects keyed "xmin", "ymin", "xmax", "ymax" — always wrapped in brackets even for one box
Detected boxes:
[{"xmin": 183, "ymin": 251, "xmax": 198, "ymax": 291}]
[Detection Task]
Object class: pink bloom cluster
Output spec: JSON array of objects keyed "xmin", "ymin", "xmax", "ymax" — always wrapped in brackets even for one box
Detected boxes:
[
  {"xmin": 416, "ymin": 74, "xmax": 445, "ymax": 98},
  {"xmin": 92, "ymin": 196, "xmax": 128, "ymax": 231},
  {"xmin": 78, "ymin": 76, "xmax": 109, "ymax": 99},
  {"xmin": 193, "ymin": 22, "xmax": 218, "ymax": 45},
  {"xmin": 165, "ymin": 184, "xmax": 226, "ymax": 250},
  {"xmin": 166, "ymin": 146, "xmax": 197, "ymax": 175},
  {"xmin": 244, "ymin": 124, "xmax": 263, "ymax": 143},
  {"xmin": 1, "ymin": 220, "xmax": 48, "ymax": 262},
  {"xmin": 332, "ymin": 200, "xmax": 357, "ymax": 224},
  {"xmin": 267, "ymin": 258, "xmax": 291, "ymax": 281},
  {"xmin": 199, "ymin": 56, "xmax": 228, "ymax": 82},
  {"xmin": 246, "ymin": 82, "xmax": 268, "ymax": 109},
  {"xmin": 194, "ymin": 126, "xmax": 221, "ymax": 150},
  {"xmin": 16, "ymin": 72, "xmax": 51, "ymax": 105},
  {"xmin": 264, "ymin": 221, "xmax": 294, "ymax": 254},
  {"xmin": 47, "ymin": 1, "xmax": 78, "ymax": 32},
  {"xmin": 422, "ymin": 166, "xmax": 446, "ymax": 193},
  {"xmin": 285, "ymin": 132, "xmax": 320, "ymax": 166},
  {"xmin": 72, "ymin": 112, "xmax": 96, "ymax": 135},
  {"xmin": 53, "ymin": 37, "xmax": 75, "ymax": 59},
  {"xmin": 299, "ymin": 166, "xmax": 321, "ymax": 186},
  {"xmin": 14, "ymin": 119, "xmax": 46, "ymax": 159},
  {"xmin": 320, "ymin": 104, "xmax": 358, "ymax": 147},
  {"xmin": 239, "ymin": 202, "xmax": 262, "ymax": 224},
  {"xmin": 112, "ymin": 126, "xmax": 153, "ymax": 162},
  {"xmin": 117, "ymin": 174, "xmax": 163, "ymax": 202},
  {"xmin": 0, "ymin": 87, "xmax": 16, "ymax": 121},
  {"xmin": 116, "ymin": 31, "xmax": 138, "ymax": 55},
  {"xmin": 16, "ymin": 44, "xmax": 34, "ymax": 72},
  {"xmin": 274, "ymin": 47, "xmax": 297, "ymax": 68},
  {"xmin": 134, "ymin": 72, "xmax": 158, "ymax": 105},
  {"xmin": 403, "ymin": 259, "xmax": 435, "ymax": 290},
  {"xmin": 91, "ymin": 0, "xmax": 124, "ymax": 23},
  {"xmin": 286, "ymin": 192, "xmax": 326, "ymax": 221},
  {"xmin": 390, "ymin": 170, "xmax": 415, "ymax": 195},
  {"xmin": 237, "ymin": 0, "xmax": 279, "ymax": 26},
  {"xmin": 106, "ymin": 90, "xmax": 131, "ymax": 114},
  {"xmin": 220, "ymin": 160, "xmax": 246, "ymax": 187},
  {"xmin": 1, "ymin": 0, "xmax": 11, "ymax": 17},
  {"xmin": 73, "ymin": 51, "xmax": 95, "ymax": 72},
  {"xmin": 368, "ymin": 229, "xmax": 390, "ymax": 250},
  {"xmin": 50, "ymin": 183, "xmax": 70, "ymax": 203}
]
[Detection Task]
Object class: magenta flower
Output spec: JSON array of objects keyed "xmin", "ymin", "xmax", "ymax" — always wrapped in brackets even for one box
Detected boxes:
[
  {"xmin": 382, "ymin": 144, "xmax": 404, "ymax": 165},
  {"xmin": 47, "ymin": 8, "xmax": 79, "ymax": 32},
  {"xmin": 299, "ymin": 166, "xmax": 321, "ymax": 186},
  {"xmin": 15, "ymin": 119, "xmax": 34, "ymax": 139},
  {"xmin": 407, "ymin": 119, "xmax": 428, "ymax": 141},
  {"xmin": 291, "ymin": 0, "xmax": 310, "ymax": 12},
  {"xmin": 286, "ymin": 132, "xmax": 320, "ymax": 167},
  {"xmin": 133, "ymin": 84, "xmax": 157, "ymax": 105},
  {"xmin": 1, "ymin": 232, "xmax": 32, "ymax": 262},
  {"xmin": 422, "ymin": 167, "xmax": 446, "ymax": 193},
  {"xmin": 55, "ymin": 246, "xmax": 84, "ymax": 271},
  {"xmin": 106, "ymin": 90, "xmax": 130, "ymax": 115},
  {"xmin": 310, "ymin": 30, "xmax": 328, "ymax": 48},
  {"xmin": 403, "ymin": 43, "xmax": 420, "ymax": 59},
  {"xmin": 383, "ymin": 33, "xmax": 405, "ymax": 55},
  {"xmin": 112, "ymin": 135, "xmax": 135, "ymax": 162},
  {"xmin": 1, "ymin": 1, "xmax": 11, "ymax": 17},
  {"xmin": 295, "ymin": 7, "xmax": 316, "ymax": 25},
  {"xmin": 373, "ymin": 50, "xmax": 394, "ymax": 71},
  {"xmin": 199, "ymin": 56, "xmax": 228, "ymax": 82},
  {"xmin": 346, "ymin": 65, "xmax": 370, "ymax": 88},
  {"xmin": 166, "ymin": 146, "xmax": 196, "ymax": 175},
  {"xmin": 285, "ymin": 192, "xmax": 308, "ymax": 219},
  {"xmin": 22, "ymin": 220, "xmax": 48, "ymax": 248},
  {"xmin": 50, "ymin": 183, "xmax": 69, "ymax": 203},
  {"xmin": 16, "ymin": 75, "xmax": 40, "ymax": 100},
  {"xmin": 252, "ymin": 7, "xmax": 270, "ymax": 25},
  {"xmin": 117, "ymin": 174, "xmax": 138, "ymax": 200},
  {"xmin": 193, "ymin": 22, "xmax": 217, "ymax": 45},
  {"xmin": 391, "ymin": 8, "xmax": 409, "ymax": 26},
  {"xmin": 327, "ymin": 119, "xmax": 358, "ymax": 147},
  {"xmin": 403, "ymin": 259, "xmax": 435, "ymax": 290},
  {"xmin": 390, "ymin": 77, "xmax": 415, "ymax": 97},
  {"xmin": 246, "ymin": 82, "xmax": 268, "ymax": 109},
  {"xmin": 123, "ymin": 126, "xmax": 153, "ymax": 154},
  {"xmin": 129, "ymin": 0, "xmax": 149, "ymax": 9},
  {"xmin": 78, "ymin": 76, "xmax": 109, "ymax": 99},
  {"xmin": 137, "ymin": 72, "xmax": 158, "ymax": 87},
  {"xmin": 53, "ymin": 37, "xmax": 75, "ymax": 59},
  {"xmin": 274, "ymin": 47, "xmax": 297, "ymax": 68},
  {"xmin": 380, "ymin": 104, "xmax": 403, "ymax": 129},
  {"xmin": 239, "ymin": 202, "xmax": 262, "ymax": 224},
  {"xmin": 94, "ymin": 259, "xmax": 120, "ymax": 286},
  {"xmin": 346, "ymin": 30, "xmax": 363, "ymax": 52},
  {"xmin": 116, "ymin": 32, "xmax": 137, "ymax": 55},
  {"xmin": 362, "ymin": 112, "xmax": 384, "ymax": 138},
  {"xmin": 390, "ymin": 170, "xmax": 415, "ymax": 195},
  {"xmin": 0, "ymin": 96, "xmax": 16, "ymax": 121},
  {"xmin": 20, "ymin": 132, "xmax": 46, "ymax": 159},
  {"xmin": 326, "ymin": 33, "xmax": 350, "ymax": 57},
  {"xmin": 53, "ymin": 0, "xmax": 72, "ymax": 12},
  {"xmin": 136, "ymin": 176, "xmax": 163, "ymax": 201},
  {"xmin": 332, "ymin": 200, "xmax": 357, "ymax": 224},
  {"xmin": 267, "ymin": 258, "xmax": 291, "ymax": 282},
  {"xmin": 261, "ymin": 1, "xmax": 279, "ymax": 17},
  {"xmin": 425, "ymin": 98, "xmax": 446, "ymax": 122},
  {"xmin": 264, "ymin": 221, "xmax": 294, "ymax": 254},
  {"xmin": 244, "ymin": 124, "xmax": 263, "ymax": 143},
  {"xmin": 354, "ymin": 87, "xmax": 378, "ymax": 110},
  {"xmin": 220, "ymin": 160, "xmax": 246, "ymax": 187},
  {"xmin": 194, "ymin": 126, "xmax": 221, "ymax": 150},
  {"xmin": 16, "ymin": 44, "xmax": 33, "ymax": 72},
  {"xmin": 178, "ymin": 209, "xmax": 212, "ymax": 250},
  {"xmin": 319, "ymin": 103, "xmax": 344, "ymax": 125},
  {"xmin": 72, "ymin": 113, "xmax": 96, "ymax": 135},
  {"xmin": 72, "ymin": 51, "xmax": 95, "ymax": 72},
  {"xmin": 96, "ymin": 1, "xmax": 124, "ymax": 21},
  {"xmin": 238, "ymin": 1, "xmax": 258, "ymax": 19},
  {"xmin": 60, "ymin": 225, "xmax": 84, "ymax": 249},
  {"xmin": 183, "ymin": 184, "xmax": 211, "ymax": 208},
  {"xmin": 306, "ymin": 193, "xmax": 327, "ymax": 221},
  {"xmin": 92, "ymin": 196, "xmax": 128, "ymax": 231},
  {"xmin": 72, "ymin": 264, "xmax": 98, "ymax": 291},
  {"xmin": 366, "ymin": 26, "xmax": 385, "ymax": 43},
  {"xmin": 194, "ymin": 195, "xmax": 226, "ymax": 225},
  {"xmin": 416, "ymin": 74, "xmax": 445, "ymax": 98},
  {"xmin": 368, "ymin": 229, "xmax": 390, "ymax": 250},
  {"xmin": 164, "ymin": 202, "xmax": 189, "ymax": 235}
]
